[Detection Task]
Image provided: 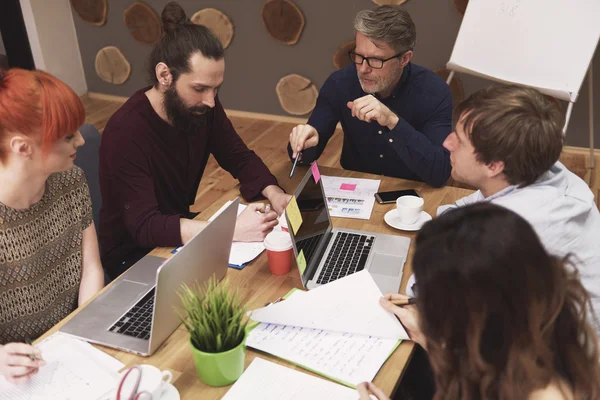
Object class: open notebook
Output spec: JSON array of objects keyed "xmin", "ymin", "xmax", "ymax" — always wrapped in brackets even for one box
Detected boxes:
[{"xmin": 247, "ymin": 271, "xmax": 407, "ymax": 387}]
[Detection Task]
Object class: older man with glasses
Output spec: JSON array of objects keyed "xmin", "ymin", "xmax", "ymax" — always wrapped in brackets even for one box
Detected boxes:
[{"xmin": 288, "ymin": 6, "xmax": 452, "ymax": 187}]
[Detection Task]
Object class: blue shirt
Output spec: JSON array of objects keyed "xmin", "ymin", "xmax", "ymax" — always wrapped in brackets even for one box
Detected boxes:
[{"xmin": 289, "ymin": 63, "xmax": 452, "ymax": 187}]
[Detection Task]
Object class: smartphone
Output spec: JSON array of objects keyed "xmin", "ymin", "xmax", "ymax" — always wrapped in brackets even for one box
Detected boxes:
[{"xmin": 374, "ymin": 189, "xmax": 420, "ymax": 204}]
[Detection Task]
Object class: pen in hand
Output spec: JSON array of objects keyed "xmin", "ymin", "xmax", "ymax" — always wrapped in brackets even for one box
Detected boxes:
[
  {"xmin": 25, "ymin": 338, "xmax": 42, "ymax": 362},
  {"xmin": 289, "ymin": 152, "xmax": 302, "ymax": 178},
  {"xmin": 390, "ymin": 298, "xmax": 417, "ymax": 306}
]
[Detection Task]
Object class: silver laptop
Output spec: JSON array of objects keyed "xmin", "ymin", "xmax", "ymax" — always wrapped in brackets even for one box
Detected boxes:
[
  {"xmin": 287, "ymin": 167, "xmax": 410, "ymax": 294},
  {"xmin": 60, "ymin": 198, "xmax": 239, "ymax": 356}
]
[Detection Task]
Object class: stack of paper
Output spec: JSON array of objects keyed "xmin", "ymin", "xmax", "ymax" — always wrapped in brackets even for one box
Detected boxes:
[
  {"xmin": 0, "ymin": 332, "xmax": 124, "ymax": 400},
  {"xmin": 247, "ymin": 271, "xmax": 407, "ymax": 386},
  {"xmin": 222, "ymin": 358, "xmax": 357, "ymax": 399},
  {"xmin": 321, "ymin": 176, "xmax": 381, "ymax": 220}
]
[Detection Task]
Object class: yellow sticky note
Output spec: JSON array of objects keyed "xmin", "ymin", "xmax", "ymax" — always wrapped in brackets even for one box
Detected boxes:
[
  {"xmin": 297, "ymin": 250, "xmax": 307, "ymax": 275},
  {"xmin": 285, "ymin": 195, "xmax": 303, "ymax": 235}
]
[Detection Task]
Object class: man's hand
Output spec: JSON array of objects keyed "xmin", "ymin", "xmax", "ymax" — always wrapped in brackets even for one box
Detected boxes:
[
  {"xmin": 380, "ymin": 293, "xmax": 427, "ymax": 350},
  {"xmin": 289, "ymin": 124, "xmax": 319, "ymax": 159},
  {"xmin": 0, "ymin": 343, "xmax": 46, "ymax": 384},
  {"xmin": 347, "ymin": 95, "xmax": 399, "ymax": 130},
  {"xmin": 262, "ymin": 185, "xmax": 292, "ymax": 216},
  {"xmin": 233, "ymin": 203, "xmax": 278, "ymax": 242},
  {"xmin": 357, "ymin": 382, "xmax": 390, "ymax": 400}
]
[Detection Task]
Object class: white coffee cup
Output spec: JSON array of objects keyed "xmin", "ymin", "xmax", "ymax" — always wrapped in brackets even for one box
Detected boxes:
[
  {"xmin": 396, "ymin": 195, "xmax": 424, "ymax": 225},
  {"xmin": 116, "ymin": 364, "xmax": 172, "ymax": 399}
]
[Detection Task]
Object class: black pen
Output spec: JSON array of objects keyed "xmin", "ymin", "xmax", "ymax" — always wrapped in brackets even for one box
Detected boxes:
[{"xmin": 289, "ymin": 152, "xmax": 302, "ymax": 178}]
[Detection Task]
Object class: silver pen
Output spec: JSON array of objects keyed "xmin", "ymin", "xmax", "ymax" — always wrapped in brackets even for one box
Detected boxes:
[{"xmin": 290, "ymin": 152, "xmax": 302, "ymax": 178}]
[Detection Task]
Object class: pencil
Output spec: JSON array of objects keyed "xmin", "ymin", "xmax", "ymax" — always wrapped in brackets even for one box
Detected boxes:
[{"xmin": 390, "ymin": 298, "xmax": 417, "ymax": 306}]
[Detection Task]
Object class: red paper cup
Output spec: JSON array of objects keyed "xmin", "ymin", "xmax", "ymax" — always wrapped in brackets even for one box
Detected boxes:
[{"xmin": 264, "ymin": 232, "xmax": 293, "ymax": 275}]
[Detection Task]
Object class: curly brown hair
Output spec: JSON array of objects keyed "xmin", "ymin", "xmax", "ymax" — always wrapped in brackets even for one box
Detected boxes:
[{"xmin": 413, "ymin": 203, "xmax": 600, "ymax": 400}]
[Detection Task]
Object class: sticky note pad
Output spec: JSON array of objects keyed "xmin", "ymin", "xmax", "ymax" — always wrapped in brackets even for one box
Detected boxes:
[
  {"xmin": 285, "ymin": 196, "xmax": 303, "ymax": 235},
  {"xmin": 297, "ymin": 250, "xmax": 307, "ymax": 275},
  {"xmin": 340, "ymin": 183, "xmax": 357, "ymax": 191},
  {"xmin": 311, "ymin": 162, "xmax": 321, "ymax": 184}
]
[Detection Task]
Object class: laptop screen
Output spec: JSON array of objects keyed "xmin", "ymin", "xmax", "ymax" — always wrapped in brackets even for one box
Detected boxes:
[{"xmin": 288, "ymin": 167, "xmax": 332, "ymax": 274}]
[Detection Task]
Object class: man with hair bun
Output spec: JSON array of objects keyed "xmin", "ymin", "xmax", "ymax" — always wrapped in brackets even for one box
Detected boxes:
[
  {"xmin": 288, "ymin": 5, "xmax": 452, "ymax": 187},
  {"xmin": 99, "ymin": 2, "xmax": 291, "ymax": 280}
]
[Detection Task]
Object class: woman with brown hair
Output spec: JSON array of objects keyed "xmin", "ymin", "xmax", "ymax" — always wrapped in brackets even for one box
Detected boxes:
[{"xmin": 359, "ymin": 203, "xmax": 600, "ymax": 400}]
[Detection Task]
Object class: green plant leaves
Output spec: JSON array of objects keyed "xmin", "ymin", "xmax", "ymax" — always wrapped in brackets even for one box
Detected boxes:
[{"xmin": 178, "ymin": 276, "xmax": 249, "ymax": 353}]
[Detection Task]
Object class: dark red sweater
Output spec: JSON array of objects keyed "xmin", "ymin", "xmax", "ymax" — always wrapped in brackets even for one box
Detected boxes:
[{"xmin": 98, "ymin": 88, "xmax": 278, "ymax": 276}]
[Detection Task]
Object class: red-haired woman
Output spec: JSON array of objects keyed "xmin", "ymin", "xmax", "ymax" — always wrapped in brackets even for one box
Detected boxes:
[{"xmin": 0, "ymin": 68, "xmax": 104, "ymax": 383}]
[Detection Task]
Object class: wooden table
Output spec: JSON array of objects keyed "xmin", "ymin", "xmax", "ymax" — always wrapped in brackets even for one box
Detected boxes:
[{"xmin": 39, "ymin": 163, "xmax": 473, "ymax": 399}]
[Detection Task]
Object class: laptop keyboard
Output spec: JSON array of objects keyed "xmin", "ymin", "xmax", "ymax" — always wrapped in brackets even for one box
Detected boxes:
[
  {"xmin": 296, "ymin": 233, "xmax": 324, "ymax": 263},
  {"xmin": 317, "ymin": 232, "xmax": 374, "ymax": 284},
  {"xmin": 108, "ymin": 288, "xmax": 155, "ymax": 340}
]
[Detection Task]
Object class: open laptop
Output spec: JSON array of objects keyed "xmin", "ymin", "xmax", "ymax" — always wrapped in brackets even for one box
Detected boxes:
[
  {"xmin": 61, "ymin": 198, "xmax": 239, "ymax": 356},
  {"xmin": 287, "ymin": 167, "xmax": 410, "ymax": 294}
]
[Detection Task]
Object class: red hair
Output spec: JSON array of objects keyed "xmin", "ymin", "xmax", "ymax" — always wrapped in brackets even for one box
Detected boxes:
[{"xmin": 0, "ymin": 68, "xmax": 85, "ymax": 159}]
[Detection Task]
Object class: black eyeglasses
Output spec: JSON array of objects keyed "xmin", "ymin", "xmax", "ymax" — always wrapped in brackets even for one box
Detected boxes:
[{"xmin": 348, "ymin": 50, "xmax": 405, "ymax": 69}]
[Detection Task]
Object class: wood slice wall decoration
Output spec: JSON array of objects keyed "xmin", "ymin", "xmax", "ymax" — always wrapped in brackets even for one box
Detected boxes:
[
  {"xmin": 276, "ymin": 74, "xmax": 318, "ymax": 115},
  {"xmin": 191, "ymin": 8, "xmax": 234, "ymax": 49},
  {"xmin": 70, "ymin": 0, "xmax": 108, "ymax": 26},
  {"xmin": 124, "ymin": 2, "xmax": 162, "ymax": 46},
  {"xmin": 453, "ymin": 0, "xmax": 469, "ymax": 16},
  {"xmin": 372, "ymin": 0, "xmax": 408, "ymax": 5},
  {"xmin": 434, "ymin": 67, "xmax": 464, "ymax": 105},
  {"xmin": 95, "ymin": 46, "xmax": 131, "ymax": 84},
  {"xmin": 261, "ymin": 0, "xmax": 305, "ymax": 46},
  {"xmin": 333, "ymin": 40, "xmax": 356, "ymax": 70}
]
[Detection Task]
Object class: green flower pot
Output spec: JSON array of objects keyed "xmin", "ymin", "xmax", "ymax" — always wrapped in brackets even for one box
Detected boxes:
[{"xmin": 190, "ymin": 334, "xmax": 247, "ymax": 387}]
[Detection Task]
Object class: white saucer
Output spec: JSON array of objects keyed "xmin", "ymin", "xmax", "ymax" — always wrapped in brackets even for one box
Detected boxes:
[
  {"xmin": 161, "ymin": 383, "xmax": 180, "ymax": 400},
  {"xmin": 384, "ymin": 209, "xmax": 432, "ymax": 231}
]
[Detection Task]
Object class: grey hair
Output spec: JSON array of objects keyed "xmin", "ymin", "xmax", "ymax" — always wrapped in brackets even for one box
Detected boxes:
[{"xmin": 354, "ymin": 6, "xmax": 416, "ymax": 53}]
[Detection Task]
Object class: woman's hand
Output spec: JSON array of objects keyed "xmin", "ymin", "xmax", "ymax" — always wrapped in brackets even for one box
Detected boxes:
[
  {"xmin": 357, "ymin": 382, "xmax": 390, "ymax": 400},
  {"xmin": 380, "ymin": 293, "xmax": 427, "ymax": 350},
  {"xmin": 0, "ymin": 342, "xmax": 46, "ymax": 383}
]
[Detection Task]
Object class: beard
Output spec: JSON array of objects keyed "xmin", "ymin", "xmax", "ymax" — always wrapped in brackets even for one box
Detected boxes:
[
  {"xmin": 163, "ymin": 85, "xmax": 209, "ymax": 135},
  {"xmin": 358, "ymin": 65, "xmax": 403, "ymax": 95}
]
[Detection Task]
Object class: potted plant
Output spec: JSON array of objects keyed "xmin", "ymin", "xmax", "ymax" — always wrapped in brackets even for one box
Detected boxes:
[{"xmin": 179, "ymin": 276, "xmax": 249, "ymax": 387}]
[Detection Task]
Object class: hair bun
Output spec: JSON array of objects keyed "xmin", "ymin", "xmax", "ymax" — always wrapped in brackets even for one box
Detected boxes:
[{"xmin": 162, "ymin": 2, "xmax": 188, "ymax": 34}]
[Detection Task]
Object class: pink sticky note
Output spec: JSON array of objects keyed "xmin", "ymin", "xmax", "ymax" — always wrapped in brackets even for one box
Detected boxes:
[
  {"xmin": 340, "ymin": 183, "xmax": 357, "ymax": 191},
  {"xmin": 311, "ymin": 162, "xmax": 321, "ymax": 183}
]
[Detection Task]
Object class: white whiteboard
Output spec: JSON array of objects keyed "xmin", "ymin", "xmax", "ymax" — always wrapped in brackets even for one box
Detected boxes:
[{"xmin": 447, "ymin": 0, "xmax": 600, "ymax": 102}]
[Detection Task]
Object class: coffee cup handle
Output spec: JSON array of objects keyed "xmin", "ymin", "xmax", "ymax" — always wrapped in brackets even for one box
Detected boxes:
[{"xmin": 161, "ymin": 370, "xmax": 173, "ymax": 385}]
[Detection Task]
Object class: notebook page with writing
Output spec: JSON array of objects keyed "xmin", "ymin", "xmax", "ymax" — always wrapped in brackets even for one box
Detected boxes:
[
  {"xmin": 222, "ymin": 358, "xmax": 357, "ymax": 400},
  {"xmin": 246, "ymin": 322, "xmax": 400, "ymax": 387},
  {"xmin": 0, "ymin": 333, "xmax": 122, "ymax": 400}
]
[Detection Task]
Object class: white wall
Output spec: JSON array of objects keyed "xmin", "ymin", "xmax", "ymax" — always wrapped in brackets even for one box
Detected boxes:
[{"xmin": 19, "ymin": 0, "xmax": 87, "ymax": 95}]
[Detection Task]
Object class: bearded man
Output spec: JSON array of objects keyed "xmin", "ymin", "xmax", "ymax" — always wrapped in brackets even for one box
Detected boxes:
[
  {"xmin": 288, "ymin": 5, "xmax": 452, "ymax": 187},
  {"xmin": 99, "ymin": 4, "xmax": 290, "ymax": 280}
]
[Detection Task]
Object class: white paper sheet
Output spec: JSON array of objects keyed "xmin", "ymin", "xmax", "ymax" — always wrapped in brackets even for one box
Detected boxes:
[
  {"xmin": 321, "ymin": 176, "xmax": 380, "ymax": 220},
  {"xmin": 250, "ymin": 270, "xmax": 408, "ymax": 340},
  {"xmin": 222, "ymin": 357, "xmax": 357, "ymax": 399},
  {"xmin": 246, "ymin": 323, "xmax": 399, "ymax": 387},
  {"xmin": 0, "ymin": 333, "xmax": 123, "ymax": 400}
]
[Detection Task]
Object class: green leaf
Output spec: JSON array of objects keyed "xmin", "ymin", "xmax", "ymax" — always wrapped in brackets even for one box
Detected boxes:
[{"xmin": 176, "ymin": 275, "xmax": 247, "ymax": 353}]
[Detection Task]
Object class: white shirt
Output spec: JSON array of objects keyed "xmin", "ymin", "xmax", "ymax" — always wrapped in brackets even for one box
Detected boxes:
[{"xmin": 438, "ymin": 162, "xmax": 600, "ymax": 333}]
